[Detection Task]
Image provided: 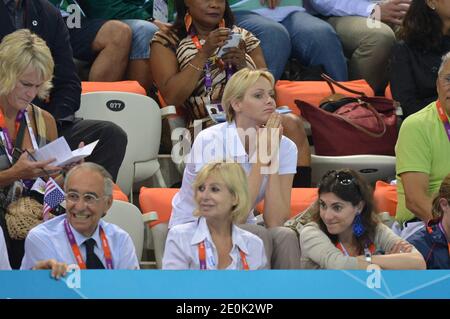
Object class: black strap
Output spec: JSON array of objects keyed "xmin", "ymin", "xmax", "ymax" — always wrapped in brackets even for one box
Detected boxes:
[
  {"xmin": 30, "ymin": 105, "xmax": 41, "ymax": 147},
  {"xmin": 321, "ymin": 73, "xmax": 367, "ymax": 97},
  {"xmin": 11, "ymin": 116, "xmax": 28, "ymax": 164}
]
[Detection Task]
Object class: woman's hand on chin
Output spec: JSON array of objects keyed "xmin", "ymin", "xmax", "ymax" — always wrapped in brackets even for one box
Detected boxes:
[{"xmin": 257, "ymin": 113, "xmax": 283, "ymax": 165}]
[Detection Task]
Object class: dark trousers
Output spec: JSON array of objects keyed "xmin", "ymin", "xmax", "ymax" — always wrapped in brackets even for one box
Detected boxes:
[{"xmin": 59, "ymin": 119, "xmax": 127, "ymax": 182}]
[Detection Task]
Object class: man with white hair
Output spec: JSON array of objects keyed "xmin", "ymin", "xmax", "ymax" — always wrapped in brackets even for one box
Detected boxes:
[
  {"xmin": 394, "ymin": 52, "xmax": 450, "ymax": 237},
  {"xmin": 21, "ymin": 163, "xmax": 139, "ymax": 271}
]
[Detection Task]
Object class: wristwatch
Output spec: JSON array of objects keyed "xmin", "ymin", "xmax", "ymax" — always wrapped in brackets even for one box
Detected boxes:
[
  {"xmin": 147, "ymin": 17, "xmax": 155, "ymax": 22},
  {"xmin": 364, "ymin": 248, "xmax": 372, "ymax": 264}
]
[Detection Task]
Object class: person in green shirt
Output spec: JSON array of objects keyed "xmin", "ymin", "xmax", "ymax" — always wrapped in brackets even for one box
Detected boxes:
[{"xmin": 394, "ymin": 51, "xmax": 450, "ymax": 239}]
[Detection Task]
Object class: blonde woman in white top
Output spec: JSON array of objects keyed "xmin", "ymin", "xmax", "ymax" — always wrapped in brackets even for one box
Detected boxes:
[{"xmin": 163, "ymin": 162, "xmax": 267, "ymax": 270}]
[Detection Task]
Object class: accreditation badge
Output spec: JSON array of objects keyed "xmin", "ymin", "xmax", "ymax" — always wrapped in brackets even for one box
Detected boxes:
[{"xmin": 205, "ymin": 103, "xmax": 226, "ymax": 123}]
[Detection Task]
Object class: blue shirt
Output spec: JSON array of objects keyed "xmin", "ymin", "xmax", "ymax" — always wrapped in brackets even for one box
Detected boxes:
[
  {"xmin": 21, "ymin": 214, "xmax": 139, "ymax": 270},
  {"xmin": 0, "ymin": 227, "xmax": 11, "ymax": 270},
  {"xmin": 408, "ymin": 221, "xmax": 450, "ymax": 269}
]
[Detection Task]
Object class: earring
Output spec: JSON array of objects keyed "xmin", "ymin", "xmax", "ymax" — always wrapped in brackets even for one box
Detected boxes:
[
  {"xmin": 184, "ymin": 12, "xmax": 193, "ymax": 33},
  {"xmin": 352, "ymin": 213, "xmax": 365, "ymax": 238}
]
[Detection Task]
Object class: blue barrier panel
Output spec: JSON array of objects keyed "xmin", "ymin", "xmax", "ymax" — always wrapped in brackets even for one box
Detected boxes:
[{"xmin": 1, "ymin": 270, "xmax": 449, "ymax": 299}]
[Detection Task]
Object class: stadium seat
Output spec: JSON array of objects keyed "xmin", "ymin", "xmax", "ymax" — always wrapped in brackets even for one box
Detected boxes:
[
  {"xmin": 77, "ymin": 92, "xmax": 176, "ymax": 200},
  {"xmin": 255, "ymin": 188, "xmax": 318, "ymax": 218},
  {"xmin": 310, "ymin": 154, "xmax": 396, "ymax": 186},
  {"xmin": 139, "ymin": 187, "xmax": 320, "ymax": 268},
  {"xmin": 103, "ymin": 200, "xmax": 149, "ymax": 263},
  {"xmin": 374, "ymin": 180, "xmax": 398, "ymax": 217},
  {"xmin": 112, "ymin": 184, "xmax": 128, "ymax": 202},
  {"xmin": 81, "ymin": 80, "xmax": 146, "ymax": 95}
]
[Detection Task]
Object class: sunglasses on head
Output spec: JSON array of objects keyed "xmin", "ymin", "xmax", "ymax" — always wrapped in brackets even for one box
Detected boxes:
[{"xmin": 323, "ymin": 170, "xmax": 361, "ymax": 192}]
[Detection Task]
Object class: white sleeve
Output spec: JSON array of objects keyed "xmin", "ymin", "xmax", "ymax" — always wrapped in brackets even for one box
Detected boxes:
[
  {"xmin": 256, "ymin": 238, "xmax": 269, "ymax": 270},
  {"xmin": 162, "ymin": 228, "xmax": 191, "ymax": 270},
  {"xmin": 21, "ymin": 230, "xmax": 57, "ymax": 270},
  {"xmin": 0, "ymin": 228, "xmax": 11, "ymax": 270},
  {"xmin": 279, "ymin": 138, "xmax": 298, "ymax": 175},
  {"xmin": 116, "ymin": 234, "xmax": 140, "ymax": 270}
]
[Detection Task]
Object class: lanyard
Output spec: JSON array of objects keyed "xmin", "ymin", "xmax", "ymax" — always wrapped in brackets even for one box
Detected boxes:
[
  {"xmin": 0, "ymin": 108, "xmax": 25, "ymax": 157},
  {"xmin": 190, "ymin": 34, "xmax": 234, "ymax": 95},
  {"xmin": 198, "ymin": 240, "xmax": 249, "ymax": 270},
  {"xmin": 0, "ymin": 107, "xmax": 38, "ymax": 162},
  {"xmin": 437, "ymin": 221, "xmax": 450, "ymax": 256},
  {"xmin": 336, "ymin": 242, "xmax": 375, "ymax": 256},
  {"xmin": 64, "ymin": 218, "xmax": 114, "ymax": 269},
  {"xmin": 436, "ymin": 100, "xmax": 450, "ymax": 142}
]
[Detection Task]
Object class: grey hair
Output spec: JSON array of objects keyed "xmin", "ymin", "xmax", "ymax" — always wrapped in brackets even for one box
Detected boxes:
[
  {"xmin": 438, "ymin": 51, "xmax": 450, "ymax": 76},
  {"xmin": 64, "ymin": 162, "xmax": 113, "ymax": 197}
]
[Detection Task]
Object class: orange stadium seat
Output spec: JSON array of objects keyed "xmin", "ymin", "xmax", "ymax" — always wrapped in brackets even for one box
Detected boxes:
[
  {"xmin": 275, "ymin": 79, "xmax": 374, "ymax": 115},
  {"xmin": 112, "ymin": 183, "xmax": 129, "ymax": 202},
  {"xmin": 81, "ymin": 80, "xmax": 146, "ymax": 95},
  {"xmin": 256, "ymin": 188, "xmax": 318, "ymax": 218},
  {"xmin": 139, "ymin": 187, "xmax": 178, "ymax": 227},
  {"xmin": 139, "ymin": 187, "xmax": 320, "ymax": 224},
  {"xmin": 374, "ymin": 181, "xmax": 397, "ymax": 217}
]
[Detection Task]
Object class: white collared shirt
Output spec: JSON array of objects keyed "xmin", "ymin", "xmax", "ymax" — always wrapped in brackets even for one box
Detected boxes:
[
  {"xmin": 169, "ymin": 121, "xmax": 297, "ymax": 228},
  {"xmin": 163, "ymin": 217, "xmax": 268, "ymax": 270},
  {"xmin": 20, "ymin": 214, "xmax": 139, "ymax": 270},
  {"xmin": 0, "ymin": 227, "xmax": 11, "ymax": 270}
]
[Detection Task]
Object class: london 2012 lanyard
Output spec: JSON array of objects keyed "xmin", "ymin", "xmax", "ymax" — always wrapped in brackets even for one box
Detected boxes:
[
  {"xmin": 336, "ymin": 242, "xmax": 375, "ymax": 256},
  {"xmin": 198, "ymin": 240, "xmax": 249, "ymax": 270},
  {"xmin": 436, "ymin": 100, "xmax": 450, "ymax": 142},
  {"xmin": 0, "ymin": 107, "xmax": 38, "ymax": 163},
  {"xmin": 64, "ymin": 218, "xmax": 113, "ymax": 269},
  {"xmin": 437, "ymin": 221, "xmax": 450, "ymax": 256},
  {"xmin": 190, "ymin": 34, "xmax": 234, "ymax": 94}
]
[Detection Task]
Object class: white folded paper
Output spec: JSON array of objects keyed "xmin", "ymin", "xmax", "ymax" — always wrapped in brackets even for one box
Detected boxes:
[{"xmin": 33, "ymin": 137, "xmax": 99, "ymax": 167}]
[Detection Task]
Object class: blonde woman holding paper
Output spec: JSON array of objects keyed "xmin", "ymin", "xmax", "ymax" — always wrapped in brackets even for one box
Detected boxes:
[{"xmin": 0, "ymin": 29, "xmax": 64, "ymax": 268}]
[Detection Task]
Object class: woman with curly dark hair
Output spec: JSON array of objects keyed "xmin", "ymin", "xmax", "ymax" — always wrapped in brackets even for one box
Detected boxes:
[
  {"xmin": 299, "ymin": 169, "xmax": 426, "ymax": 269},
  {"xmin": 390, "ymin": 0, "xmax": 450, "ymax": 118}
]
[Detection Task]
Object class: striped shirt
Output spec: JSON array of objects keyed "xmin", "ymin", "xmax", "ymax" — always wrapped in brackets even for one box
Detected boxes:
[{"xmin": 152, "ymin": 26, "xmax": 260, "ymax": 125}]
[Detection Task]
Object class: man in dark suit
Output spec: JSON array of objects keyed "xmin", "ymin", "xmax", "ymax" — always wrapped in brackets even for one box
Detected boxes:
[{"xmin": 0, "ymin": 0, "xmax": 127, "ymax": 182}]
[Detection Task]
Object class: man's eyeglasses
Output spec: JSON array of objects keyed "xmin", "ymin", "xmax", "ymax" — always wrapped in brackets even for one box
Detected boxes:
[{"xmin": 65, "ymin": 191, "xmax": 104, "ymax": 206}]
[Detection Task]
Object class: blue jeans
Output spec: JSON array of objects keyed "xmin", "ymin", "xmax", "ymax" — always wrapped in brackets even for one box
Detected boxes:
[
  {"xmin": 122, "ymin": 19, "xmax": 159, "ymax": 60},
  {"xmin": 234, "ymin": 11, "xmax": 348, "ymax": 81}
]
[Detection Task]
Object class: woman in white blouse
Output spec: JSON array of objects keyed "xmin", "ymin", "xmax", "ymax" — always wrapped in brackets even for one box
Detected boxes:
[
  {"xmin": 163, "ymin": 162, "xmax": 267, "ymax": 270},
  {"xmin": 169, "ymin": 68, "xmax": 302, "ymax": 269},
  {"xmin": 300, "ymin": 169, "xmax": 426, "ymax": 270}
]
